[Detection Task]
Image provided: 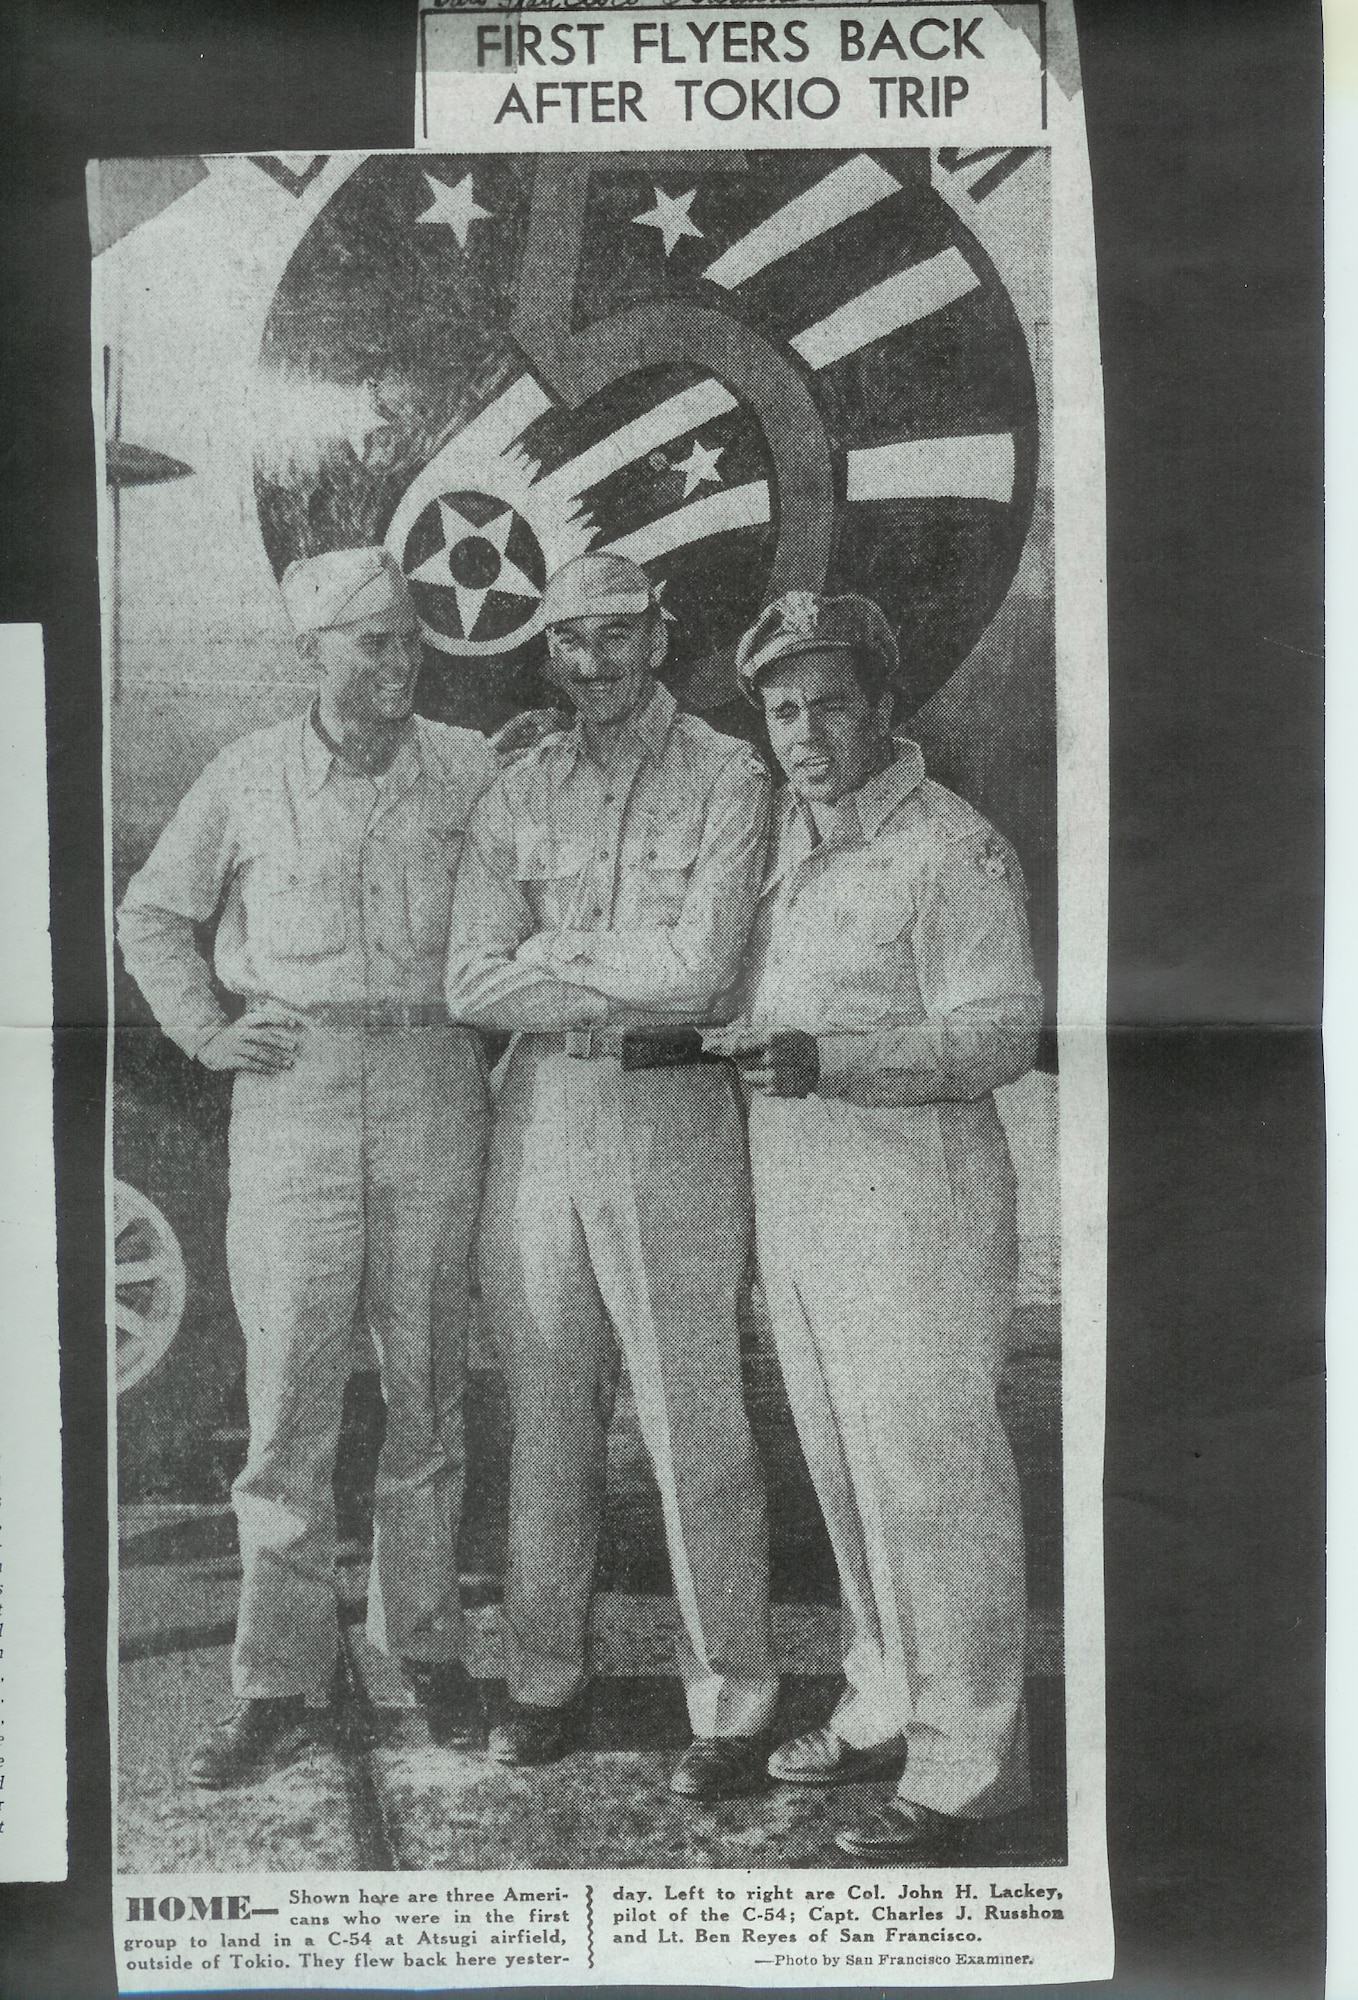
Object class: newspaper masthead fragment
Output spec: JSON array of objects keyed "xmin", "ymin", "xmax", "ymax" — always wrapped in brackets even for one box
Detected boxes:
[{"xmin": 103, "ymin": 0, "xmax": 1109, "ymax": 1983}]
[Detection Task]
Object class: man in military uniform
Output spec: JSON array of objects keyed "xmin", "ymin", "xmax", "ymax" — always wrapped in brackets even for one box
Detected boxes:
[
  {"xmin": 713, "ymin": 591, "xmax": 1043, "ymax": 1859},
  {"xmin": 445, "ymin": 551, "xmax": 779, "ymax": 1797},
  {"xmin": 118, "ymin": 548, "xmax": 499, "ymax": 1786}
]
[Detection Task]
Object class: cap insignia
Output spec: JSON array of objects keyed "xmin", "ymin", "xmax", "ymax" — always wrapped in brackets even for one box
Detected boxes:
[{"xmin": 780, "ymin": 593, "xmax": 819, "ymax": 637}]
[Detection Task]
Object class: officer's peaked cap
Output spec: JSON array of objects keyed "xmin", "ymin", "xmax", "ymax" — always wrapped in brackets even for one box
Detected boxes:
[{"xmin": 736, "ymin": 591, "xmax": 900, "ymax": 704}]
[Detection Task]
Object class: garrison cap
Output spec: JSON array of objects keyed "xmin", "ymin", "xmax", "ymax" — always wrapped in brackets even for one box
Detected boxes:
[
  {"xmin": 280, "ymin": 547, "xmax": 414, "ymax": 633},
  {"xmin": 736, "ymin": 591, "xmax": 900, "ymax": 704},
  {"xmin": 540, "ymin": 552, "xmax": 656, "ymax": 627}
]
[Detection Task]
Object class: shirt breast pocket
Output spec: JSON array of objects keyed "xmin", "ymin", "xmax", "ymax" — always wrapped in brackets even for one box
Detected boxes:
[
  {"xmin": 251, "ymin": 860, "xmax": 347, "ymax": 961},
  {"xmin": 404, "ymin": 828, "xmax": 463, "ymax": 954},
  {"xmin": 513, "ymin": 825, "xmax": 586, "ymax": 921},
  {"xmin": 637, "ymin": 817, "xmax": 703, "ymax": 921},
  {"xmin": 863, "ymin": 885, "xmax": 916, "ymax": 950}
]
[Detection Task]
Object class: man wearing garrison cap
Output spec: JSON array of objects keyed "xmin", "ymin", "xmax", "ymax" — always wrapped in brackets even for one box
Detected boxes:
[
  {"xmin": 119, "ymin": 547, "xmax": 513, "ymax": 1787},
  {"xmin": 445, "ymin": 552, "xmax": 780, "ymax": 1797},
  {"xmin": 710, "ymin": 590, "xmax": 1044, "ymax": 1860}
]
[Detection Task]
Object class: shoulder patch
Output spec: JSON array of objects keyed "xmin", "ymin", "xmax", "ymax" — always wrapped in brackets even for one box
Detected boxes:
[
  {"xmin": 728, "ymin": 743, "xmax": 770, "ymax": 783},
  {"xmin": 975, "ymin": 837, "xmax": 1012, "ymax": 881}
]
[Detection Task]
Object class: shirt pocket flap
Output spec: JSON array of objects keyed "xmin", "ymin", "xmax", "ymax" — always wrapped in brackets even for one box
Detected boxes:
[
  {"xmin": 253, "ymin": 860, "xmax": 347, "ymax": 959},
  {"xmin": 865, "ymin": 884, "xmax": 916, "ymax": 947},
  {"xmin": 513, "ymin": 825, "xmax": 584, "ymax": 882},
  {"xmin": 642, "ymin": 817, "xmax": 704, "ymax": 873}
]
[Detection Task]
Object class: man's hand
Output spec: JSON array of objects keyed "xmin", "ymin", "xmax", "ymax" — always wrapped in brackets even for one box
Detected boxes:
[
  {"xmin": 489, "ymin": 708, "xmax": 569, "ymax": 766},
  {"xmin": 197, "ymin": 1002, "xmax": 305, "ymax": 1074},
  {"xmin": 719, "ymin": 1029, "xmax": 820, "ymax": 1098}
]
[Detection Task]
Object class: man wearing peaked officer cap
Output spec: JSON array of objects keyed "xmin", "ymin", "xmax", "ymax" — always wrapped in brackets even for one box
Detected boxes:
[
  {"xmin": 118, "ymin": 546, "xmax": 513, "ymax": 1787},
  {"xmin": 445, "ymin": 550, "xmax": 781, "ymax": 1797},
  {"xmin": 735, "ymin": 588, "xmax": 901, "ymax": 703},
  {"xmin": 713, "ymin": 588, "xmax": 1044, "ymax": 1860}
]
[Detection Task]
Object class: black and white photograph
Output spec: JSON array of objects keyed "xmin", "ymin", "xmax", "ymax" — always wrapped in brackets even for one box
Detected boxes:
[
  {"xmin": 100, "ymin": 110, "xmax": 1111, "ymax": 1971},
  {"xmin": 0, "ymin": 0, "xmax": 1330, "ymax": 1995}
]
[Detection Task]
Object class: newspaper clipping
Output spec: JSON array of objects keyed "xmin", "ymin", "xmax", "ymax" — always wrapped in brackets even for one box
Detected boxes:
[{"xmin": 100, "ymin": 0, "xmax": 1110, "ymax": 1983}]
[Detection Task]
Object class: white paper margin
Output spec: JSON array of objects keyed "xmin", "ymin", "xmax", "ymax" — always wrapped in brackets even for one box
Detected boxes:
[{"xmin": 0, "ymin": 622, "xmax": 68, "ymax": 1883}]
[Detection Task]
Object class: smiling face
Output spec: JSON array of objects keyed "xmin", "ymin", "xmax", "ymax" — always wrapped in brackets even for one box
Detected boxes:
[
  {"xmin": 306, "ymin": 601, "xmax": 424, "ymax": 732},
  {"xmin": 545, "ymin": 610, "xmax": 665, "ymax": 730},
  {"xmin": 757, "ymin": 650, "xmax": 893, "ymax": 805}
]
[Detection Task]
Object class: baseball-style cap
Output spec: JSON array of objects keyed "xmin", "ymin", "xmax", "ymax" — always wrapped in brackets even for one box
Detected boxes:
[
  {"xmin": 540, "ymin": 552, "xmax": 656, "ymax": 626},
  {"xmin": 735, "ymin": 591, "xmax": 900, "ymax": 703},
  {"xmin": 280, "ymin": 548, "xmax": 414, "ymax": 633}
]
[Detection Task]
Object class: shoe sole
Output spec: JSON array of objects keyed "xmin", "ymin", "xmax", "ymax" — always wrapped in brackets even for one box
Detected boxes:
[
  {"xmin": 768, "ymin": 1756, "xmax": 907, "ymax": 1787},
  {"xmin": 834, "ymin": 1835, "xmax": 940, "ymax": 1860},
  {"xmin": 670, "ymin": 1749, "xmax": 772, "ymax": 1800},
  {"xmin": 833, "ymin": 1824, "xmax": 968, "ymax": 1861},
  {"xmin": 669, "ymin": 1773, "xmax": 769, "ymax": 1799}
]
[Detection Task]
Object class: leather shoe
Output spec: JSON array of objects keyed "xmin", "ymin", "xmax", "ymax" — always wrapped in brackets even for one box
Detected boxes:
[
  {"xmin": 834, "ymin": 1799, "xmax": 969, "ymax": 1862},
  {"xmin": 404, "ymin": 1660, "xmax": 482, "ymax": 1748},
  {"xmin": 768, "ymin": 1725, "xmax": 907, "ymax": 1787},
  {"xmin": 188, "ymin": 1697, "xmax": 309, "ymax": 1789},
  {"xmin": 669, "ymin": 1735, "xmax": 769, "ymax": 1799},
  {"xmin": 488, "ymin": 1694, "xmax": 585, "ymax": 1767}
]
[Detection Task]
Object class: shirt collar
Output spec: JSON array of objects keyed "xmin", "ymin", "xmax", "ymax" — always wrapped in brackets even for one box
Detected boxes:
[
  {"xmin": 301, "ymin": 701, "xmax": 422, "ymax": 795},
  {"xmin": 851, "ymin": 737, "xmax": 926, "ymax": 840},
  {"xmin": 300, "ymin": 704, "xmax": 335, "ymax": 794},
  {"xmin": 562, "ymin": 679, "xmax": 677, "ymax": 772},
  {"xmin": 777, "ymin": 737, "xmax": 926, "ymax": 855}
]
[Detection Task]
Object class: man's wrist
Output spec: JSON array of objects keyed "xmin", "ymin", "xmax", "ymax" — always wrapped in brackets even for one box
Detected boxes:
[{"xmin": 184, "ymin": 1015, "xmax": 232, "ymax": 1062}]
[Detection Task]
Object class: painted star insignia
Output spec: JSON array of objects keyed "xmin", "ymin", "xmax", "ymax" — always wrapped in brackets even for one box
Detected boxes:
[
  {"xmin": 632, "ymin": 185, "xmax": 703, "ymax": 257},
  {"xmin": 407, "ymin": 498, "xmax": 539, "ymax": 641},
  {"xmin": 672, "ymin": 439, "xmax": 724, "ymax": 498},
  {"xmin": 416, "ymin": 172, "xmax": 492, "ymax": 248}
]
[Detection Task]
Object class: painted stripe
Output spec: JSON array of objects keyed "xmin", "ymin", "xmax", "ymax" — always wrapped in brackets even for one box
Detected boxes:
[
  {"xmin": 703, "ymin": 154, "xmax": 903, "ymax": 290},
  {"xmin": 448, "ymin": 373, "xmax": 554, "ymax": 459},
  {"xmin": 532, "ymin": 379, "xmax": 737, "ymax": 507},
  {"xmin": 790, "ymin": 246, "xmax": 979, "ymax": 371},
  {"xmin": 846, "ymin": 433, "xmax": 1015, "ymax": 505},
  {"xmin": 384, "ymin": 374, "xmax": 553, "ymax": 562},
  {"xmin": 607, "ymin": 481, "xmax": 770, "ymax": 565}
]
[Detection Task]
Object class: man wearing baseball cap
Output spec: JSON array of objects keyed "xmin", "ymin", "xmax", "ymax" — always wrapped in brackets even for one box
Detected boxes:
[
  {"xmin": 445, "ymin": 552, "xmax": 780, "ymax": 1797},
  {"xmin": 119, "ymin": 547, "xmax": 500, "ymax": 1786},
  {"xmin": 713, "ymin": 589, "xmax": 1044, "ymax": 1859}
]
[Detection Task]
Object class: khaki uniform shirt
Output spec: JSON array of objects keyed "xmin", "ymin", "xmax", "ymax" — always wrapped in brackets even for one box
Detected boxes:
[
  {"xmin": 747, "ymin": 742, "xmax": 1043, "ymax": 1102},
  {"xmin": 445, "ymin": 683, "xmax": 770, "ymax": 1031},
  {"xmin": 118, "ymin": 710, "xmax": 497, "ymax": 1055}
]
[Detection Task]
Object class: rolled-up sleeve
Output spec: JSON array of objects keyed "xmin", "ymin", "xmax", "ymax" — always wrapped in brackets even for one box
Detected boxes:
[
  {"xmin": 549, "ymin": 750, "xmax": 771, "ymax": 1017},
  {"xmin": 117, "ymin": 756, "xmax": 241, "ymax": 1058},
  {"xmin": 444, "ymin": 781, "xmax": 608, "ymax": 1033},
  {"xmin": 816, "ymin": 838, "xmax": 1042, "ymax": 1107}
]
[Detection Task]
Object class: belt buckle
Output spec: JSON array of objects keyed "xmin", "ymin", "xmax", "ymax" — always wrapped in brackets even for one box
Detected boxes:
[{"xmin": 564, "ymin": 1027, "xmax": 596, "ymax": 1060}]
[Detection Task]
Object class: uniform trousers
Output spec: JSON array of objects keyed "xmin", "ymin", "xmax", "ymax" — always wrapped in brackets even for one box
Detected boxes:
[
  {"xmin": 478, "ymin": 1041, "xmax": 778, "ymax": 1739},
  {"xmin": 226, "ymin": 1016, "xmax": 488, "ymax": 1699},
  {"xmin": 749, "ymin": 1090, "xmax": 1029, "ymax": 1817}
]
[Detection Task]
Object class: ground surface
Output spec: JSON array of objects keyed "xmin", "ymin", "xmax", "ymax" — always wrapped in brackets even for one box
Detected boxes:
[{"xmin": 118, "ymin": 1338, "xmax": 1066, "ymax": 1874}]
